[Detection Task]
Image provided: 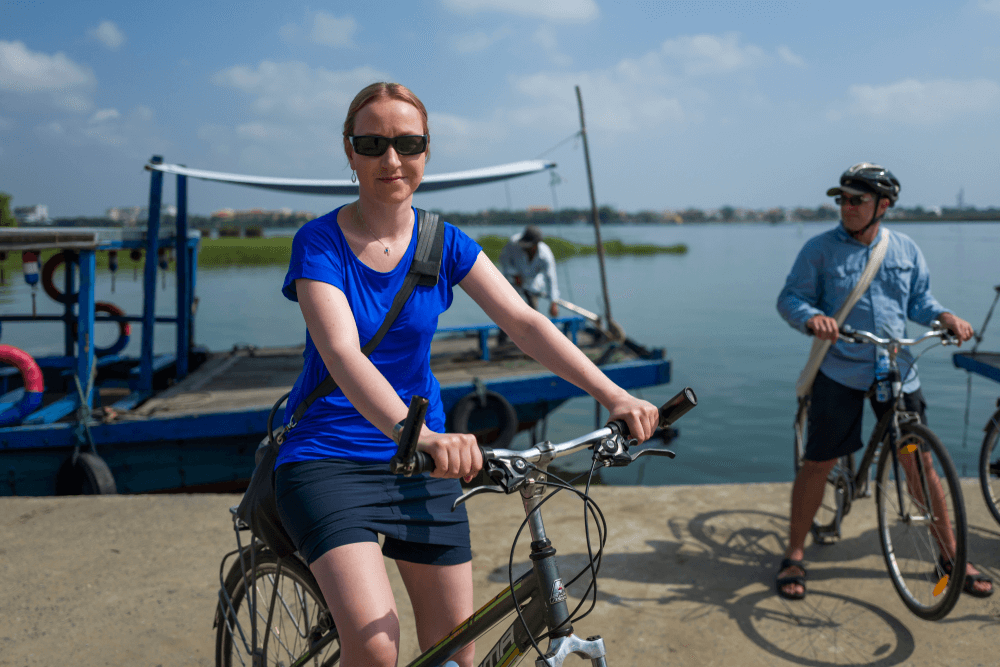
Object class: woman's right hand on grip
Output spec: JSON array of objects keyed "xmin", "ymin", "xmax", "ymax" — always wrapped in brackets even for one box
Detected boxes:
[{"xmin": 418, "ymin": 431, "xmax": 483, "ymax": 482}]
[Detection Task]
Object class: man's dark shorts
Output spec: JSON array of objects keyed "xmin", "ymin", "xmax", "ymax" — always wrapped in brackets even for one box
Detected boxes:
[{"xmin": 805, "ymin": 370, "xmax": 927, "ymax": 462}]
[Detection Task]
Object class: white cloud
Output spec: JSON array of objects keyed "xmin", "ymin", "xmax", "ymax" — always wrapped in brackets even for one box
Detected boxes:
[
  {"xmin": 280, "ymin": 11, "xmax": 357, "ymax": 48},
  {"xmin": 427, "ymin": 111, "xmax": 506, "ymax": 156},
  {"xmin": 442, "ymin": 0, "xmax": 599, "ymax": 22},
  {"xmin": 533, "ymin": 27, "xmax": 572, "ymax": 67},
  {"xmin": 507, "ymin": 32, "xmax": 774, "ymax": 135},
  {"xmin": 659, "ymin": 33, "xmax": 766, "ymax": 77},
  {"xmin": 31, "ymin": 105, "xmax": 163, "ymax": 151},
  {"xmin": 777, "ymin": 45, "xmax": 805, "ymax": 68},
  {"xmin": 845, "ymin": 78, "xmax": 1000, "ymax": 124},
  {"xmin": 207, "ymin": 61, "xmax": 397, "ymax": 173},
  {"xmin": 88, "ymin": 20, "xmax": 125, "ymax": 51},
  {"xmin": 213, "ymin": 61, "xmax": 388, "ymax": 120},
  {"xmin": 979, "ymin": 0, "xmax": 1000, "ymax": 16},
  {"xmin": 453, "ymin": 27, "xmax": 510, "ymax": 53},
  {"xmin": 0, "ymin": 40, "xmax": 95, "ymax": 93},
  {"xmin": 511, "ymin": 59, "xmax": 686, "ymax": 135},
  {"xmin": 89, "ymin": 108, "xmax": 120, "ymax": 124}
]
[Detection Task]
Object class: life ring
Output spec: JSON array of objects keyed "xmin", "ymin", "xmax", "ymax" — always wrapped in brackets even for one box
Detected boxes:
[
  {"xmin": 72, "ymin": 302, "xmax": 131, "ymax": 357},
  {"xmin": 0, "ymin": 344, "xmax": 45, "ymax": 427},
  {"xmin": 41, "ymin": 252, "xmax": 78, "ymax": 304},
  {"xmin": 450, "ymin": 389, "xmax": 518, "ymax": 449},
  {"xmin": 55, "ymin": 451, "xmax": 118, "ymax": 495}
]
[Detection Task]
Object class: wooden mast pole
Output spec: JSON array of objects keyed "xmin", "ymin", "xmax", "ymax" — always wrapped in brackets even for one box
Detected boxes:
[{"xmin": 575, "ymin": 86, "xmax": 619, "ymax": 338}]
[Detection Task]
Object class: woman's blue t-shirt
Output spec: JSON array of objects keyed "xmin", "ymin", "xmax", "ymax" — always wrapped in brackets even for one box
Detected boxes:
[{"xmin": 277, "ymin": 206, "xmax": 481, "ymax": 466}]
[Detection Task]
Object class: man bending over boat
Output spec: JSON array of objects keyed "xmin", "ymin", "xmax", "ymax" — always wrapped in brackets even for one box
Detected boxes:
[
  {"xmin": 499, "ymin": 225, "xmax": 560, "ymax": 318},
  {"xmin": 775, "ymin": 162, "xmax": 992, "ymax": 600}
]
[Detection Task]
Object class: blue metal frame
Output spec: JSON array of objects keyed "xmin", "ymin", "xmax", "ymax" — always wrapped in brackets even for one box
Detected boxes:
[{"xmin": 954, "ymin": 352, "xmax": 1000, "ymax": 384}]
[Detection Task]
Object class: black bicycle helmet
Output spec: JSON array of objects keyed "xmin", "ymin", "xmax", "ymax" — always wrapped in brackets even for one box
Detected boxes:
[{"xmin": 827, "ymin": 162, "xmax": 901, "ymax": 207}]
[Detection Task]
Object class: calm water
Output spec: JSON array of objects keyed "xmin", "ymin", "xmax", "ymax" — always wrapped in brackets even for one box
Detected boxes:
[{"xmin": 2, "ymin": 221, "xmax": 997, "ymax": 485}]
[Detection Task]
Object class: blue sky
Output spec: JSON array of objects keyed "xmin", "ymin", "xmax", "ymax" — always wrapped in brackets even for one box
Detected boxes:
[{"xmin": 2, "ymin": 0, "xmax": 999, "ymax": 218}]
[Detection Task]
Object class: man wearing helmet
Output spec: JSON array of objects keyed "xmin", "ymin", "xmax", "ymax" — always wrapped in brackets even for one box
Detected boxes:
[{"xmin": 775, "ymin": 163, "xmax": 992, "ymax": 600}]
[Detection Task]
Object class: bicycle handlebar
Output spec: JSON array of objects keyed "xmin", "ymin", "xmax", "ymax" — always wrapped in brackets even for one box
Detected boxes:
[
  {"xmin": 838, "ymin": 321, "xmax": 960, "ymax": 347},
  {"xmin": 389, "ymin": 387, "xmax": 698, "ymax": 478}
]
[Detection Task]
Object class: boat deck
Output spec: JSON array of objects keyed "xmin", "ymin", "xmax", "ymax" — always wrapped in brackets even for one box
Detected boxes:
[{"xmin": 129, "ymin": 327, "xmax": 611, "ymax": 419}]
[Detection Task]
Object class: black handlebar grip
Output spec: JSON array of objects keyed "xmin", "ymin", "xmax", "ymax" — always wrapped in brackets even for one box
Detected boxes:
[
  {"xmin": 610, "ymin": 387, "xmax": 698, "ymax": 438},
  {"xmin": 413, "ymin": 450, "xmax": 435, "ymax": 474},
  {"xmin": 403, "ymin": 447, "xmax": 493, "ymax": 476},
  {"xmin": 658, "ymin": 387, "xmax": 698, "ymax": 429}
]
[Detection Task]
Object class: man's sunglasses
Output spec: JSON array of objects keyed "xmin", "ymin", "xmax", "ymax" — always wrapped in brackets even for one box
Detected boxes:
[
  {"xmin": 348, "ymin": 135, "xmax": 428, "ymax": 157},
  {"xmin": 835, "ymin": 194, "xmax": 874, "ymax": 206}
]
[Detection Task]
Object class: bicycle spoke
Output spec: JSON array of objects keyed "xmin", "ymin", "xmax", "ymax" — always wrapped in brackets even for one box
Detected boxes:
[
  {"xmin": 876, "ymin": 423, "xmax": 966, "ymax": 620},
  {"xmin": 217, "ymin": 551, "xmax": 340, "ymax": 667}
]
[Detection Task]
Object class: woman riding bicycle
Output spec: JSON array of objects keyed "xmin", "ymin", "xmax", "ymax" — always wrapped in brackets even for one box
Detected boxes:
[{"xmin": 274, "ymin": 82, "xmax": 659, "ymax": 667}]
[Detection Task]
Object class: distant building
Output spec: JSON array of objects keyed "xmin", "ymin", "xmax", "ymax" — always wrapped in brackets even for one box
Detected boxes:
[
  {"xmin": 14, "ymin": 205, "xmax": 50, "ymax": 225},
  {"xmin": 107, "ymin": 205, "xmax": 178, "ymax": 225}
]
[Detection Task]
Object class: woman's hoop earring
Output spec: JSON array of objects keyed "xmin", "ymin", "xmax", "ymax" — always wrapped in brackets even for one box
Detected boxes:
[{"xmin": 351, "ymin": 170, "xmax": 357, "ymax": 184}]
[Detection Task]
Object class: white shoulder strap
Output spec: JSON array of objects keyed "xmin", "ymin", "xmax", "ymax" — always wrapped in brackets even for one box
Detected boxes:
[{"xmin": 795, "ymin": 230, "xmax": 891, "ymax": 398}]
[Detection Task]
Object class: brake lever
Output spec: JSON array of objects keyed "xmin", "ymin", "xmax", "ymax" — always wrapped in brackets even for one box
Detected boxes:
[
  {"xmin": 629, "ymin": 447, "xmax": 676, "ymax": 463},
  {"xmin": 452, "ymin": 485, "xmax": 505, "ymax": 510}
]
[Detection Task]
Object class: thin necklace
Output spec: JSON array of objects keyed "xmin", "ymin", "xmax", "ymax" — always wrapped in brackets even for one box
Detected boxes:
[{"xmin": 354, "ymin": 203, "xmax": 390, "ymax": 255}]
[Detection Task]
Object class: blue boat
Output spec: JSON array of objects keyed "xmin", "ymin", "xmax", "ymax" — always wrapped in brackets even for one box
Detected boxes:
[{"xmin": 0, "ymin": 156, "xmax": 670, "ymax": 496}]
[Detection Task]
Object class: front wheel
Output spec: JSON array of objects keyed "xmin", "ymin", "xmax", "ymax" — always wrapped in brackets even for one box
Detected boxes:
[
  {"xmin": 215, "ymin": 545, "xmax": 340, "ymax": 667},
  {"xmin": 875, "ymin": 422, "xmax": 966, "ymax": 621},
  {"xmin": 979, "ymin": 411, "xmax": 1000, "ymax": 527}
]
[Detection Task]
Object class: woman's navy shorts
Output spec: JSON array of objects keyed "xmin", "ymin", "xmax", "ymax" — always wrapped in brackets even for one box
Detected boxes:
[
  {"xmin": 275, "ymin": 457, "xmax": 471, "ymax": 566},
  {"xmin": 805, "ymin": 371, "xmax": 927, "ymax": 462}
]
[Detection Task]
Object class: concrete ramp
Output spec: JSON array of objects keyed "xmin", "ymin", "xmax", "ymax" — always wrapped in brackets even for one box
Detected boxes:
[{"xmin": 2, "ymin": 481, "xmax": 996, "ymax": 666}]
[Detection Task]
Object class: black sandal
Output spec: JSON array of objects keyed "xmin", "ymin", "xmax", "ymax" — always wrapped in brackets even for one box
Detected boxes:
[
  {"xmin": 776, "ymin": 558, "xmax": 807, "ymax": 600},
  {"xmin": 939, "ymin": 557, "xmax": 994, "ymax": 598}
]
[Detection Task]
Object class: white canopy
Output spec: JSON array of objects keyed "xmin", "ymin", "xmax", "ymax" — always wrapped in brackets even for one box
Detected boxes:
[{"xmin": 146, "ymin": 160, "xmax": 556, "ymax": 196}]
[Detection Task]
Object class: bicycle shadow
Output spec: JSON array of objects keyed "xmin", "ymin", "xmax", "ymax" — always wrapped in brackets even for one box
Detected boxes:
[{"xmin": 487, "ymin": 508, "xmax": 917, "ymax": 667}]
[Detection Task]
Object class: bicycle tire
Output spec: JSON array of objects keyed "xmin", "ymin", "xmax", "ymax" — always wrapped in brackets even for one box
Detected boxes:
[
  {"xmin": 979, "ymin": 411, "xmax": 1000, "ymax": 527},
  {"xmin": 794, "ymin": 399, "xmax": 851, "ymax": 543},
  {"xmin": 216, "ymin": 546, "xmax": 340, "ymax": 667},
  {"xmin": 875, "ymin": 422, "xmax": 967, "ymax": 621}
]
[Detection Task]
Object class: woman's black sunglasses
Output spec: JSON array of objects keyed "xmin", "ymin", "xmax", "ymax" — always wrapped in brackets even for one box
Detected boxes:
[
  {"xmin": 835, "ymin": 194, "xmax": 873, "ymax": 206},
  {"xmin": 349, "ymin": 135, "xmax": 427, "ymax": 157}
]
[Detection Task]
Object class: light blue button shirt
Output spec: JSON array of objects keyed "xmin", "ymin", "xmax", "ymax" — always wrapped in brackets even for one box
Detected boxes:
[{"xmin": 777, "ymin": 224, "xmax": 949, "ymax": 393}]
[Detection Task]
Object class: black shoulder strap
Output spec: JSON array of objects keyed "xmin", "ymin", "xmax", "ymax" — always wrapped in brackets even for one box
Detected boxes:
[{"xmin": 288, "ymin": 208, "xmax": 443, "ymax": 426}]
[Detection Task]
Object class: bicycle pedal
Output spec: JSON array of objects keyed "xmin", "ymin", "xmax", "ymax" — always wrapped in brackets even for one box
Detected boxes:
[{"xmin": 811, "ymin": 526, "xmax": 840, "ymax": 545}]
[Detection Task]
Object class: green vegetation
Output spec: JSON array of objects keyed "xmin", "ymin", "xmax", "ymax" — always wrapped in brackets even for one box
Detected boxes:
[
  {"xmin": 0, "ymin": 193, "xmax": 17, "ymax": 227},
  {"xmin": 197, "ymin": 237, "xmax": 293, "ymax": 268},
  {"xmin": 477, "ymin": 235, "xmax": 687, "ymax": 262},
  {"xmin": 0, "ymin": 235, "xmax": 684, "ymax": 278}
]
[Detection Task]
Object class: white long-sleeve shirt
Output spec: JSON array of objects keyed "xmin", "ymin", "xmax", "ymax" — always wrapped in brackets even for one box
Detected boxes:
[{"xmin": 497, "ymin": 233, "xmax": 560, "ymax": 302}]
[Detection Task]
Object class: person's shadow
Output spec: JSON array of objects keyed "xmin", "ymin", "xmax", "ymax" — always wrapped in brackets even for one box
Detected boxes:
[{"xmin": 488, "ymin": 507, "xmax": 997, "ymax": 666}]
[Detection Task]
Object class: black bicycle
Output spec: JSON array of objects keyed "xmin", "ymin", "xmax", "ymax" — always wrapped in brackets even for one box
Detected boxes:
[
  {"xmin": 214, "ymin": 388, "xmax": 697, "ymax": 667},
  {"xmin": 953, "ymin": 284, "xmax": 1000, "ymax": 528},
  {"xmin": 793, "ymin": 322, "xmax": 968, "ymax": 621}
]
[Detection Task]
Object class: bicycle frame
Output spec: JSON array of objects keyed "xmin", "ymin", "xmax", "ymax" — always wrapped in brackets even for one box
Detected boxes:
[
  {"xmin": 406, "ymin": 463, "xmax": 609, "ymax": 667},
  {"xmin": 827, "ymin": 338, "xmax": 939, "ymax": 525}
]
